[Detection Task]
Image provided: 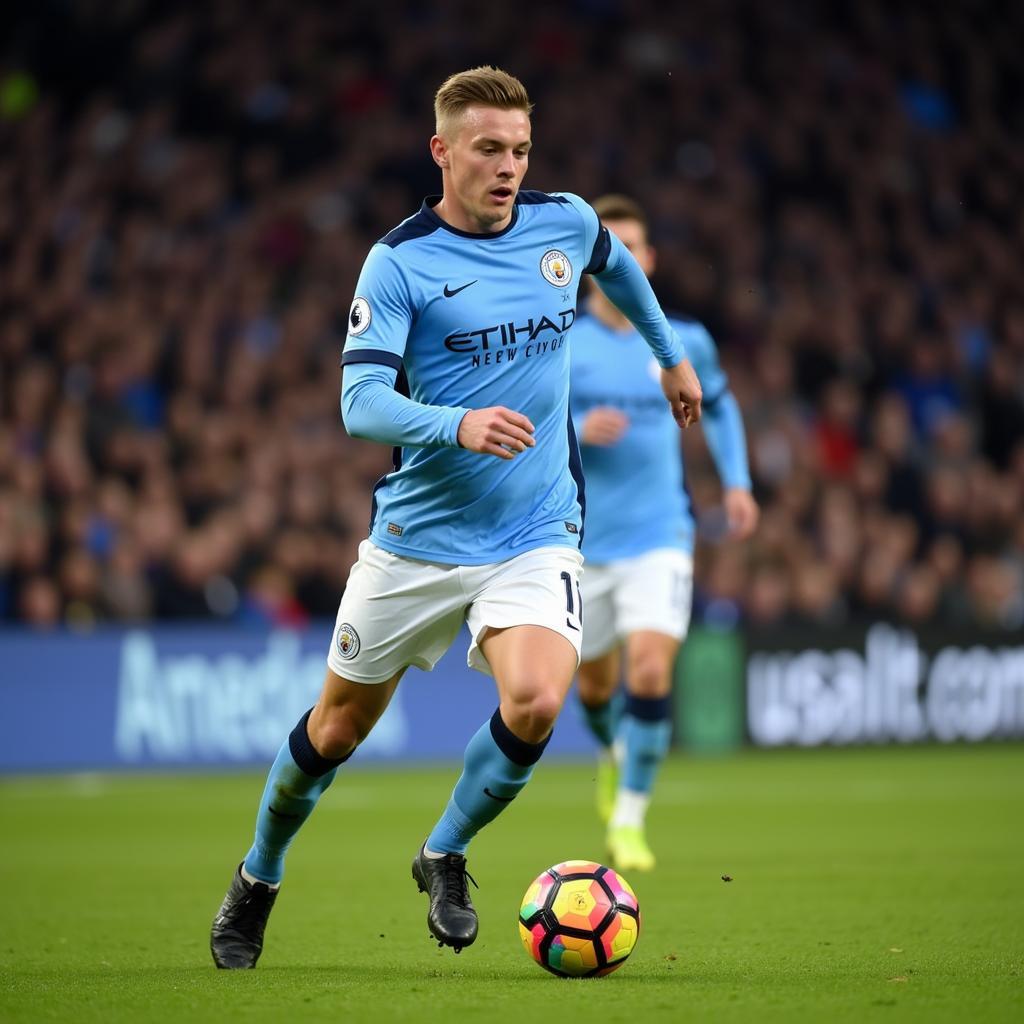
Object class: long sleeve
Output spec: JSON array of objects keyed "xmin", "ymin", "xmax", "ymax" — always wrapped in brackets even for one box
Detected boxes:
[
  {"xmin": 590, "ymin": 232, "xmax": 686, "ymax": 369},
  {"xmin": 702, "ymin": 390, "xmax": 752, "ymax": 490},
  {"xmin": 341, "ymin": 362, "xmax": 468, "ymax": 449}
]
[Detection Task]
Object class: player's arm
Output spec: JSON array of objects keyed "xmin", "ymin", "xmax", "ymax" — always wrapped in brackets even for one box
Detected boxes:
[
  {"xmin": 341, "ymin": 246, "xmax": 534, "ymax": 459},
  {"xmin": 683, "ymin": 323, "xmax": 759, "ymax": 539},
  {"xmin": 344, "ymin": 368, "xmax": 534, "ymax": 458},
  {"xmin": 563, "ymin": 193, "xmax": 702, "ymax": 426}
]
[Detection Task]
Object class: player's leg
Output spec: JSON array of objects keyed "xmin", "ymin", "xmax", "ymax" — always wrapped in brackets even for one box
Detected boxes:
[
  {"xmin": 575, "ymin": 562, "xmax": 622, "ymax": 745},
  {"xmin": 414, "ymin": 547, "xmax": 583, "ymax": 951},
  {"xmin": 575, "ymin": 561, "xmax": 624, "ymax": 821},
  {"xmin": 607, "ymin": 631, "xmax": 678, "ymax": 871},
  {"xmin": 421, "ymin": 623, "xmax": 576, "ymax": 847},
  {"xmin": 242, "ymin": 669, "xmax": 402, "ymax": 886},
  {"xmin": 578, "ymin": 649, "xmax": 621, "ymax": 744},
  {"xmin": 606, "ymin": 548, "xmax": 692, "ymax": 872},
  {"xmin": 577, "ymin": 648, "xmax": 624, "ymax": 823},
  {"xmin": 211, "ymin": 667, "xmax": 401, "ymax": 968},
  {"xmin": 415, "ymin": 624, "xmax": 579, "ymax": 950},
  {"xmin": 212, "ymin": 539, "xmax": 465, "ymax": 967}
]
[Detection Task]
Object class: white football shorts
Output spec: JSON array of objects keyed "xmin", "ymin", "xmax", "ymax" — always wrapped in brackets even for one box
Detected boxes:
[
  {"xmin": 579, "ymin": 547, "xmax": 693, "ymax": 662},
  {"xmin": 327, "ymin": 539, "xmax": 584, "ymax": 683}
]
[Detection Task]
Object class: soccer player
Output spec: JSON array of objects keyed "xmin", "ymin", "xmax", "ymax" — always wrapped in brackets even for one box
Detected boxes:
[
  {"xmin": 570, "ymin": 194, "xmax": 758, "ymax": 872},
  {"xmin": 209, "ymin": 69, "xmax": 703, "ymax": 967}
]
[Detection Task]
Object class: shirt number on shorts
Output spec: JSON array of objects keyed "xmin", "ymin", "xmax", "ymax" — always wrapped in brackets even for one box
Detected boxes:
[{"xmin": 560, "ymin": 571, "xmax": 583, "ymax": 629}]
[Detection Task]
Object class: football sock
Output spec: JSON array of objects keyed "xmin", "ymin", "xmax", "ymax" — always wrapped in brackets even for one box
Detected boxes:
[
  {"xmin": 579, "ymin": 689, "xmax": 623, "ymax": 749},
  {"xmin": 609, "ymin": 788, "xmax": 650, "ymax": 830},
  {"xmin": 426, "ymin": 708, "xmax": 550, "ymax": 855},
  {"xmin": 242, "ymin": 708, "xmax": 351, "ymax": 885},
  {"xmin": 612, "ymin": 694, "xmax": 672, "ymax": 826}
]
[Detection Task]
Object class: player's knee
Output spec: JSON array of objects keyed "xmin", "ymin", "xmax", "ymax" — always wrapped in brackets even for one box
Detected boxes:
[
  {"xmin": 503, "ymin": 689, "xmax": 564, "ymax": 743},
  {"xmin": 627, "ymin": 652, "xmax": 672, "ymax": 698},
  {"xmin": 308, "ymin": 707, "xmax": 362, "ymax": 760},
  {"xmin": 577, "ymin": 663, "xmax": 618, "ymax": 706}
]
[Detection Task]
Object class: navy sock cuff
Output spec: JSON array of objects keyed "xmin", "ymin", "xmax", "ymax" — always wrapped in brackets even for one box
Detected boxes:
[
  {"xmin": 489, "ymin": 708, "xmax": 551, "ymax": 767},
  {"xmin": 624, "ymin": 694, "xmax": 672, "ymax": 722},
  {"xmin": 288, "ymin": 708, "xmax": 351, "ymax": 777}
]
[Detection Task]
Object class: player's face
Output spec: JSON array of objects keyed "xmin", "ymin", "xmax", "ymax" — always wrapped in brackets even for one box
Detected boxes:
[
  {"xmin": 432, "ymin": 105, "xmax": 531, "ymax": 232},
  {"xmin": 604, "ymin": 218, "xmax": 655, "ymax": 276}
]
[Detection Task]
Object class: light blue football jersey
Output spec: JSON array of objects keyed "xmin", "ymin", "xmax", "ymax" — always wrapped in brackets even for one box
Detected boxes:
[
  {"xmin": 341, "ymin": 192, "xmax": 685, "ymax": 565},
  {"xmin": 570, "ymin": 309, "xmax": 749, "ymax": 562}
]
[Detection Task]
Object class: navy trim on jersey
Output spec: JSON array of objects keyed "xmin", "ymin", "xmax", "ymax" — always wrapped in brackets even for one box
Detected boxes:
[
  {"xmin": 515, "ymin": 190, "xmax": 571, "ymax": 206},
  {"xmin": 566, "ymin": 409, "xmax": 586, "ymax": 547},
  {"xmin": 380, "ymin": 209, "xmax": 439, "ymax": 249},
  {"xmin": 419, "ymin": 196, "xmax": 520, "ymax": 240},
  {"xmin": 584, "ymin": 225, "xmax": 612, "ymax": 275},
  {"xmin": 341, "ymin": 348, "xmax": 404, "ymax": 371}
]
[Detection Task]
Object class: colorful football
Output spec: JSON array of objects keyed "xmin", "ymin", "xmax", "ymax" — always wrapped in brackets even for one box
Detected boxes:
[{"xmin": 518, "ymin": 860, "xmax": 640, "ymax": 977}]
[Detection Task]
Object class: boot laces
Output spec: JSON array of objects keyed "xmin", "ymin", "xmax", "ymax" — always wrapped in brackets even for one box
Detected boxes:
[{"xmin": 442, "ymin": 856, "xmax": 478, "ymax": 907}]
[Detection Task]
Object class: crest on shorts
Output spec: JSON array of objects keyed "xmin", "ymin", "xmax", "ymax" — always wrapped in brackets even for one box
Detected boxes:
[
  {"xmin": 347, "ymin": 296, "xmax": 371, "ymax": 336},
  {"xmin": 540, "ymin": 249, "xmax": 573, "ymax": 288},
  {"xmin": 335, "ymin": 623, "xmax": 361, "ymax": 660}
]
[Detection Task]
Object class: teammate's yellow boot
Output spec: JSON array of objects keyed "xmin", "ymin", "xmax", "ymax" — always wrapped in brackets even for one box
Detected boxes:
[{"xmin": 607, "ymin": 825, "xmax": 656, "ymax": 872}]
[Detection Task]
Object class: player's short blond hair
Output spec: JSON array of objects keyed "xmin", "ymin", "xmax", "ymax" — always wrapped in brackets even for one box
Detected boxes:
[
  {"xmin": 434, "ymin": 66, "xmax": 533, "ymax": 138},
  {"xmin": 592, "ymin": 194, "xmax": 649, "ymax": 230}
]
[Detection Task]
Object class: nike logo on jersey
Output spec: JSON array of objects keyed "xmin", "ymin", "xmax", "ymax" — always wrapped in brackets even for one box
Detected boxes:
[
  {"xmin": 483, "ymin": 787, "xmax": 515, "ymax": 803},
  {"xmin": 443, "ymin": 280, "xmax": 477, "ymax": 298}
]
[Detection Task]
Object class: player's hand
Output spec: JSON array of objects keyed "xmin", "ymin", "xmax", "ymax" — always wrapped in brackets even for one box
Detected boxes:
[
  {"xmin": 581, "ymin": 407, "xmax": 629, "ymax": 446},
  {"xmin": 724, "ymin": 487, "xmax": 760, "ymax": 540},
  {"xmin": 457, "ymin": 407, "xmax": 536, "ymax": 460},
  {"xmin": 660, "ymin": 360, "xmax": 703, "ymax": 427}
]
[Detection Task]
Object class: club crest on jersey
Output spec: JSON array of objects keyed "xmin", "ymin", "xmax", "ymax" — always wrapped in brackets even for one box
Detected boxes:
[
  {"xmin": 540, "ymin": 249, "xmax": 573, "ymax": 288},
  {"xmin": 348, "ymin": 297, "xmax": 371, "ymax": 337},
  {"xmin": 335, "ymin": 623, "xmax": 361, "ymax": 660}
]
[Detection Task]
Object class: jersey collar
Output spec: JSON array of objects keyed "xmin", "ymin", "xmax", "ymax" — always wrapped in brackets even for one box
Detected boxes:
[{"xmin": 421, "ymin": 195, "xmax": 519, "ymax": 239}]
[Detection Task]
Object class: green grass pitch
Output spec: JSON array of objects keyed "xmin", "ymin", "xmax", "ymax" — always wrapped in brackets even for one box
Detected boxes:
[{"xmin": 1, "ymin": 745, "xmax": 1022, "ymax": 1023}]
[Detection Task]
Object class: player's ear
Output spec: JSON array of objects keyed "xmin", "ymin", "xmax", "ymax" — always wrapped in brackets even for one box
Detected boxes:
[
  {"xmin": 430, "ymin": 135, "xmax": 449, "ymax": 169},
  {"xmin": 646, "ymin": 244, "xmax": 657, "ymax": 275}
]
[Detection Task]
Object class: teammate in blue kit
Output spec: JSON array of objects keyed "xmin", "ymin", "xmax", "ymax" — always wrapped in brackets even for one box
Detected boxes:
[
  {"xmin": 570, "ymin": 194, "xmax": 759, "ymax": 872},
  {"xmin": 210, "ymin": 68, "xmax": 703, "ymax": 967}
]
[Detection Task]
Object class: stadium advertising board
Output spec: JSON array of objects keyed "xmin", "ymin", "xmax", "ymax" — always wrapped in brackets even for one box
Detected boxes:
[
  {"xmin": 0, "ymin": 625, "xmax": 594, "ymax": 773},
  {"xmin": 3, "ymin": 622, "xmax": 1021, "ymax": 772},
  {"xmin": 745, "ymin": 623, "xmax": 1024, "ymax": 747}
]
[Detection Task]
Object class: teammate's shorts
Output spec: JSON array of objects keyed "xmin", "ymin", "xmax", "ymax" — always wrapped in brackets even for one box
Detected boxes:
[
  {"xmin": 327, "ymin": 539, "xmax": 584, "ymax": 683},
  {"xmin": 579, "ymin": 547, "xmax": 693, "ymax": 662}
]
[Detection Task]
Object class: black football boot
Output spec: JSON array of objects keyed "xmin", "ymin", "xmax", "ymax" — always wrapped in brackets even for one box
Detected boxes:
[
  {"xmin": 210, "ymin": 864, "xmax": 279, "ymax": 968},
  {"xmin": 411, "ymin": 843, "xmax": 479, "ymax": 952}
]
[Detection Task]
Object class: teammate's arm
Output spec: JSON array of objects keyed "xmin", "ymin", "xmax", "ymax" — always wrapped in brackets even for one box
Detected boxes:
[
  {"xmin": 684, "ymin": 323, "xmax": 759, "ymax": 539},
  {"xmin": 578, "ymin": 407, "xmax": 628, "ymax": 446},
  {"xmin": 702, "ymin": 391, "xmax": 759, "ymax": 538},
  {"xmin": 591, "ymin": 233, "xmax": 702, "ymax": 426},
  {"xmin": 561, "ymin": 193, "xmax": 702, "ymax": 426}
]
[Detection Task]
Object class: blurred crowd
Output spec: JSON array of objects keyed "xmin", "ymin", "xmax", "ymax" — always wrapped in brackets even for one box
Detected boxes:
[{"xmin": 1, "ymin": 0, "xmax": 1022, "ymax": 631}]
